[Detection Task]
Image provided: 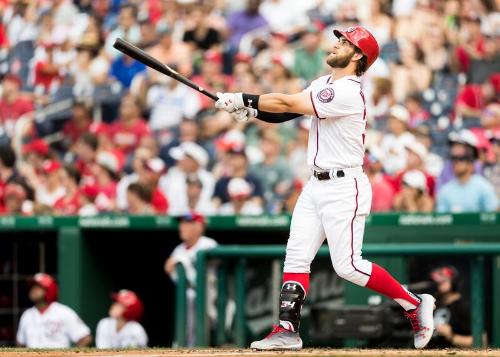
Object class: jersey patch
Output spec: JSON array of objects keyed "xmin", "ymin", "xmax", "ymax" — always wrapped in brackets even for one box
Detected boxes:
[{"xmin": 317, "ymin": 87, "xmax": 335, "ymax": 103}]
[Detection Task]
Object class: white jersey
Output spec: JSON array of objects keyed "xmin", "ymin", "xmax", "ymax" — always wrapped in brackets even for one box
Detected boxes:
[
  {"xmin": 95, "ymin": 317, "xmax": 148, "ymax": 348},
  {"xmin": 306, "ymin": 74, "xmax": 366, "ymax": 169},
  {"xmin": 16, "ymin": 302, "xmax": 90, "ymax": 348}
]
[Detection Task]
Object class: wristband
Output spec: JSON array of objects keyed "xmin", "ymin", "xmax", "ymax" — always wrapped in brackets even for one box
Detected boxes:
[{"xmin": 242, "ymin": 93, "xmax": 260, "ymax": 110}]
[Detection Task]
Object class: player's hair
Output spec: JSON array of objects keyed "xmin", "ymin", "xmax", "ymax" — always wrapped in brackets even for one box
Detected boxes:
[{"xmin": 355, "ymin": 54, "xmax": 368, "ymax": 77}]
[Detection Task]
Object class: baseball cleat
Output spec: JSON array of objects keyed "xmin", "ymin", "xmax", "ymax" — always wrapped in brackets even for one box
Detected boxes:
[
  {"xmin": 404, "ymin": 293, "xmax": 436, "ymax": 349},
  {"xmin": 250, "ymin": 325, "xmax": 303, "ymax": 350}
]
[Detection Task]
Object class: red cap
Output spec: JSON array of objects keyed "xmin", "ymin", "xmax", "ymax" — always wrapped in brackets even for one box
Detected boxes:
[
  {"xmin": 204, "ymin": 50, "xmax": 223, "ymax": 64},
  {"xmin": 23, "ymin": 139, "xmax": 49, "ymax": 157},
  {"xmin": 430, "ymin": 266, "xmax": 457, "ymax": 283},
  {"xmin": 30, "ymin": 273, "xmax": 58, "ymax": 303},
  {"xmin": 112, "ymin": 289, "xmax": 144, "ymax": 321},
  {"xmin": 80, "ymin": 184, "xmax": 99, "ymax": 199},
  {"xmin": 41, "ymin": 160, "xmax": 61, "ymax": 174},
  {"xmin": 179, "ymin": 210, "xmax": 205, "ymax": 225},
  {"xmin": 333, "ymin": 26, "xmax": 379, "ymax": 69}
]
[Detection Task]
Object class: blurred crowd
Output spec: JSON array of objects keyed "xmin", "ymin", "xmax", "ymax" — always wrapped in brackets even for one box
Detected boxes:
[{"xmin": 0, "ymin": 0, "xmax": 498, "ymax": 216}]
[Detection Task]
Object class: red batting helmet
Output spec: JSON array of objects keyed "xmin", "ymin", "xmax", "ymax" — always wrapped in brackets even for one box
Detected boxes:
[
  {"xmin": 112, "ymin": 289, "xmax": 144, "ymax": 321},
  {"xmin": 31, "ymin": 273, "xmax": 58, "ymax": 303},
  {"xmin": 333, "ymin": 26, "xmax": 379, "ymax": 69}
]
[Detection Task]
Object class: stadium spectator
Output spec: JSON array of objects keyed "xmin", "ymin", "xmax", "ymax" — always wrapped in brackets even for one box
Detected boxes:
[
  {"xmin": 54, "ymin": 165, "xmax": 81, "ymax": 215},
  {"xmin": 226, "ymin": 0, "xmax": 267, "ymax": 56},
  {"xmin": 393, "ymin": 170, "xmax": 434, "ymax": 212},
  {"xmin": 218, "ymin": 177, "xmax": 264, "ymax": 216},
  {"xmin": 455, "ymin": 78, "xmax": 496, "ymax": 128},
  {"xmin": 0, "ymin": 74, "xmax": 34, "ymax": 139},
  {"xmin": 183, "ymin": 7, "xmax": 222, "ymax": 51},
  {"xmin": 126, "ymin": 182, "xmax": 155, "ymax": 215},
  {"xmin": 78, "ymin": 184, "xmax": 99, "ymax": 216},
  {"xmin": 108, "ymin": 94, "xmax": 150, "ymax": 155},
  {"xmin": 293, "ymin": 25, "xmax": 324, "ymax": 82},
  {"xmin": 73, "ymin": 133, "xmax": 98, "ymax": 185},
  {"xmin": 185, "ymin": 174, "xmax": 216, "ymax": 216},
  {"xmin": 62, "ymin": 101, "xmax": 93, "ymax": 149},
  {"xmin": 160, "ymin": 142, "xmax": 214, "ymax": 216},
  {"xmin": 365, "ymin": 146, "xmax": 395, "ymax": 212},
  {"xmin": 0, "ymin": 145, "xmax": 21, "ymax": 207},
  {"xmin": 110, "ymin": 54, "xmax": 146, "ymax": 89},
  {"xmin": 436, "ymin": 143, "xmax": 498, "ymax": 212},
  {"xmin": 380, "ymin": 105, "xmax": 415, "ymax": 175},
  {"xmin": 92, "ymin": 150, "xmax": 124, "ymax": 212},
  {"xmin": 35, "ymin": 160, "xmax": 65, "ymax": 209},
  {"xmin": 33, "ymin": 43, "xmax": 63, "ymax": 95},
  {"xmin": 160, "ymin": 119, "xmax": 201, "ymax": 166},
  {"xmin": 17, "ymin": 273, "xmax": 92, "ymax": 348},
  {"xmin": 96, "ymin": 289, "xmax": 148, "ymax": 348},
  {"xmin": 413, "ymin": 126, "xmax": 444, "ymax": 178},
  {"xmin": 427, "ymin": 266, "xmax": 473, "ymax": 348},
  {"xmin": 484, "ymin": 132, "xmax": 500, "ymax": 200},
  {"xmin": 212, "ymin": 147, "xmax": 264, "ymax": 209},
  {"xmin": 404, "ymin": 92, "xmax": 430, "ymax": 130},
  {"xmin": 0, "ymin": 181, "xmax": 30, "ymax": 215},
  {"xmin": 105, "ymin": 3, "xmax": 142, "ymax": 59},
  {"xmin": 250, "ymin": 131, "xmax": 293, "ymax": 212},
  {"xmin": 164, "ymin": 211, "xmax": 218, "ymax": 347}
]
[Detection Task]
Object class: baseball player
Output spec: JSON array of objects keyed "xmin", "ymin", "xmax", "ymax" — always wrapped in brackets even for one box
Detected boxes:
[
  {"xmin": 215, "ymin": 26, "xmax": 435, "ymax": 350},
  {"xmin": 96, "ymin": 289, "xmax": 148, "ymax": 348},
  {"xmin": 16, "ymin": 273, "xmax": 92, "ymax": 348}
]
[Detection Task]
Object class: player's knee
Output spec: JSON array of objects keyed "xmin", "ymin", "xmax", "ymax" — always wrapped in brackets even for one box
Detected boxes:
[{"xmin": 333, "ymin": 263, "xmax": 365, "ymax": 286}]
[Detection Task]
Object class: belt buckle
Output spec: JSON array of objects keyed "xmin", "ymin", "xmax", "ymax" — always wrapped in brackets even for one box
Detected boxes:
[{"xmin": 329, "ymin": 169, "xmax": 337, "ymax": 179}]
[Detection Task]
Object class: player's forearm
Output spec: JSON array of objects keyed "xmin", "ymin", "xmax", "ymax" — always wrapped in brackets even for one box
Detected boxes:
[
  {"xmin": 258, "ymin": 93, "xmax": 295, "ymax": 113},
  {"xmin": 450, "ymin": 334, "xmax": 473, "ymax": 348}
]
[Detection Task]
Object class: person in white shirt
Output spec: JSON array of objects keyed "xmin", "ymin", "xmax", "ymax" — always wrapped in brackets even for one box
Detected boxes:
[
  {"xmin": 96, "ymin": 289, "xmax": 148, "ymax": 348},
  {"xmin": 218, "ymin": 177, "xmax": 264, "ymax": 215},
  {"xmin": 380, "ymin": 105, "xmax": 416, "ymax": 175},
  {"xmin": 215, "ymin": 26, "xmax": 434, "ymax": 350},
  {"xmin": 164, "ymin": 211, "xmax": 218, "ymax": 347},
  {"xmin": 17, "ymin": 273, "xmax": 92, "ymax": 348}
]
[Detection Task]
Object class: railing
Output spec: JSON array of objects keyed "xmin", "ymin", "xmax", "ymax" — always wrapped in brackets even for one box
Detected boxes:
[{"xmin": 173, "ymin": 243, "xmax": 500, "ymax": 348}]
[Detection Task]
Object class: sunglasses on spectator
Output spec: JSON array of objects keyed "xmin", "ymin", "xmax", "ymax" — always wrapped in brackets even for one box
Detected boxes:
[{"xmin": 451, "ymin": 155, "xmax": 473, "ymax": 162}]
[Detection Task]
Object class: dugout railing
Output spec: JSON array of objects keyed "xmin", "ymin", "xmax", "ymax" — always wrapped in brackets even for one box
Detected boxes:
[{"xmin": 174, "ymin": 243, "xmax": 500, "ymax": 348}]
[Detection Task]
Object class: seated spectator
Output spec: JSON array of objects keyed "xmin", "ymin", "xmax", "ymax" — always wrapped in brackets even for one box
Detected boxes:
[
  {"xmin": 35, "ymin": 160, "xmax": 65, "ymax": 208},
  {"xmin": 185, "ymin": 174, "xmax": 216, "ymax": 216},
  {"xmin": 104, "ymin": 3, "xmax": 142, "ymax": 59},
  {"xmin": 92, "ymin": 150, "xmax": 124, "ymax": 212},
  {"xmin": 33, "ymin": 42, "xmax": 63, "ymax": 94},
  {"xmin": 22, "ymin": 139, "xmax": 50, "ymax": 173},
  {"xmin": 393, "ymin": 170, "xmax": 434, "ymax": 212},
  {"xmin": 250, "ymin": 131, "xmax": 293, "ymax": 212},
  {"xmin": 126, "ymin": 182, "xmax": 155, "ymax": 215},
  {"xmin": 0, "ymin": 145, "xmax": 22, "ymax": 207},
  {"xmin": 146, "ymin": 72, "xmax": 201, "ymax": 135},
  {"xmin": 73, "ymin": 133, "xmax": 98, "ymax": 185},
  {"xmin": 404, "ymin": 92, "xmax": 430, "ymax": 129},
  {"xmin": 413, "ymin": 126, "xmax": 444, "ymax": 178},
  {"xmin": 54, "ymin": 165, "xmax": 81, "ymax": 215},
  {"xmin": 437, "ymin": 144, "xmax": 498, "ymax": 212},
  {"xmin": 160, "ymin": 142, "xmax": 214, "ymax": 216},
  {"xmin": 484, "ymin": 132, "xmax": 500, "ymax": 200},
  {"xmin": 219, "ymin": 177, "xmax": 264, "ymax": 216},
  {"xmin": 455, "ymin": 79, "xmax": 496, "ymax": 128},
  {"xmin": 160, "ymin": 119, "xmax": 201, "ymax": 166},
  {"xmin": 164, "ymin": 211, "xmax": 218, "ymax": 347},
  {"xmin": 110, "ymin": 54, "xmax": 146, "ymax": 89},
  {"xmin": 427, "ymin": 266, "xmax": 472, "ymax": 348},
  {"xmin": 0, "ymin": 182, "xmax": 31, "ymax": 215},
  {"xmin": 293, "ymin": 25, "xmax": 324, "ymax": 82},
  {"xmin": 182, "ymin": 7, "xmax": 222, "ymax": 51},
  {"xmin": 17, "ymin": 273, "xmax": 92, "ymax": 348},
  {"xmin": 365, "ymin": 146, "xmax": 395, "ymax": 212},
  {"xmin": 380, "ymin": 105, "xmax": 415, "ymax": 175},
  {"xmin": 0, "ymin": 74, "xmax": 34, "ymax": 138},
  {"xmin": 78, "ymin": 184, "xmax": 99, "ymax": 216},
  {"xmin": 212, "ymin": 147, "xmax": 264, "ymax": 209},
  {"xmin": 62, "ymin": 101, "xmax": 93, "ymax": 150},
  {"xmin": 96, "ymin": 290, "xmax": 147, "ymax": 348},
  {"xmin": 108, "ymin": 94, "xmax": 150, "ymax": 156}
]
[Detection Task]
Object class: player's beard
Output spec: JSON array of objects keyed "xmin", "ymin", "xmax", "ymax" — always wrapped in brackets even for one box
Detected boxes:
[{"xmin": 326, "ymin": 51, "xmax": 354, "ymax": 69}]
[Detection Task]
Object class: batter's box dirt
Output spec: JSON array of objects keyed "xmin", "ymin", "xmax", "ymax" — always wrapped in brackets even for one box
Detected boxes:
[{"xmin": 1, "ymin": 349, "xmax": 500, "ymax": 357}]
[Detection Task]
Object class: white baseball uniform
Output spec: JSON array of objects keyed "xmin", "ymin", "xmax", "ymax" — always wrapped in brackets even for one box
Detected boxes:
[
  {"xmin": 16, "ymin": 302, "xmax": 91, "ymax": 348},
  {"xmin": 95, "ymin": 317, "xmax": 148, "ymax": 348},
  {"xmin": 284, "ymin": 74, "xmax": 373, "ymax": 287}
]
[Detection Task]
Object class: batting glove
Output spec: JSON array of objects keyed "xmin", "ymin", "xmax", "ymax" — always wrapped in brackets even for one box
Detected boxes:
[
  {"xmin": 232, "ymin": 108, "xmax": 258, "ymax": 122},
  {"xmin": 215, "ymin": 92, "xmax": 245, "ymax": 113}
]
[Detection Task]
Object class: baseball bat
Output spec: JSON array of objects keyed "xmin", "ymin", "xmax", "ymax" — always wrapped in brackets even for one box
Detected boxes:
[{"xmin": 113, "ymin": 38, "xmax": 219, "ymax": 101}]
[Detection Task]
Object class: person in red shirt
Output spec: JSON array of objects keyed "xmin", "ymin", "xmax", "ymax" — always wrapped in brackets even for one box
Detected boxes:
[
  {"xmin": 0, "ymin": 74, "xmax": 34, "ymax": 137},
  {"xmin": 364, "ymin": 147, "xmax": 395, "ymax": 212},
  {"xmin": 0, "ymin": 182, "xmax": 29, "ymax": 215},
  {"xmin": 33, "ymin": 43, "xmax": 63, "ymax": 94},
  {"xmin": 91, "ymin": 150, "xmax": 124, "ymax": 212},
  {"xmin": 63, "ymin": 102, "xmax": 93, "ymax": 149},
  {"xmin": 191, "ymin": 51, "xmax": 233, "ymax": 110},
  {"xmin": 73, "ymin": 133, "xmax": 98, "ymax": 185},
  {"xmin": 142, "ymin": 157, "xmax": 168, "ymax": 214},
  {"xmin": 54, "ymin": 166, "xmax": 81, "ymax": 215},
  {"xmin": 455, "ymin": 80, "xmax": 495, "ymax": 121},
  {"xmin": 108, "ymin": 94, "xmax": 150, "ymax": 155}
]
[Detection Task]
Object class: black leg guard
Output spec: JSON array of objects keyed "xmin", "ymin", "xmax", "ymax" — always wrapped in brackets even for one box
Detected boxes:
[{"xmin": 279, "ymin": 281, "xmax": 306, "ymax": 332}]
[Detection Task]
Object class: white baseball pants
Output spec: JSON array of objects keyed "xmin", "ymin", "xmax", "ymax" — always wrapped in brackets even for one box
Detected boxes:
[{"xmin": 284, "ymin": 168, "xmax": 373, "ymax": 287}]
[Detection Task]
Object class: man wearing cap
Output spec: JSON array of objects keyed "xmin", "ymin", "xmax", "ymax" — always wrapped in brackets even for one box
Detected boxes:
[
  {"xmin": 0, "ymin": 74, "xmax": 33, "ymax": 138},
  {"xmin": 160, "ymin": 142, "xmax": 214, "ymax": 216},
  {"xmin": 393, "ymin": 170, "xmax": 434, "ymax": 212},
  {"xmin": 164, "ymin": 211, "xmax": 218, "ymax": 347},
  {"xmin": 218, "ymin": 177, "xmax": 264, "ymax": 215},
  {"xmin": 437, "ymin": 142, "xmax": 497, "ymax": 212},
  {"xmin": 215, "ymin": 26, "xmax": 435, "ymax": 350},
  {"xmin": 17, "ymin": 273, "xmax": 92, "ymax": 348}
]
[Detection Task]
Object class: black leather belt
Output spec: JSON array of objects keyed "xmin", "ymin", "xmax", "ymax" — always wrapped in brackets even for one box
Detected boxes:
[{"xmin": 313, "ymin": 170, "xmax": 345, "ymax": 180}]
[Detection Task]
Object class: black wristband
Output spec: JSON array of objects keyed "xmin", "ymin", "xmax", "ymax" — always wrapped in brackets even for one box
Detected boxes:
[{"xmin": 242, "ymin": 93, "xmax": 260, "ymax": 110}]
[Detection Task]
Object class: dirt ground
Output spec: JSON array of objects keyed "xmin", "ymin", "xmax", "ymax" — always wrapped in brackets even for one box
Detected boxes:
[{"xmin": 1, "ymin": 349, "xmax": 500, "ymax": 357}]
